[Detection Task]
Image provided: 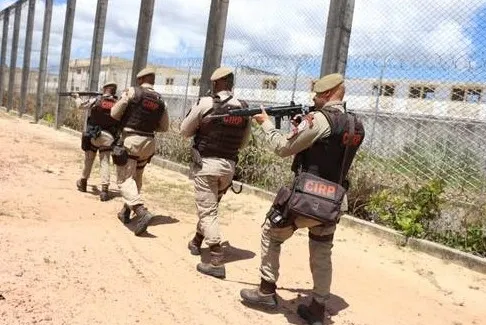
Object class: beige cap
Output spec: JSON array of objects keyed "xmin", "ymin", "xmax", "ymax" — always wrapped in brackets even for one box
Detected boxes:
[
  {"xmin": 313, "ymin": 73, "xmax": 344, "ymax": 93},
  {"xmin": 210, "ymin": 67, "xmax": 233, "ymax": 81},
  {"xmin": 102, "ymin": 81, "xmax": 117, "ymax": 88},
  {"xmin": 136, "ymin": 67, "xmax": 156, "ymax": 78}
]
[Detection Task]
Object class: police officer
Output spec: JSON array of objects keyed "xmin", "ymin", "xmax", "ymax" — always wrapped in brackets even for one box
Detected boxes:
[
  {"xmin": 240, "ymin": 73, "xmax": 365, "ymax": 325},
  {"xmin": 74, "ymin": 81, "xmax": 118, "ymax": 201},
  {"xmin": 180, "ymin": 67, "xmax": 251, "ymax": 279},
  {"xmin": 110, "ymin": 67, "xmax": 169, "ymax": 236}
]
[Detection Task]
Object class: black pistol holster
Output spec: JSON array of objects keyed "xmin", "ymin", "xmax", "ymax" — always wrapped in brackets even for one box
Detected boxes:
[{"xmin": 81, "ymin": 124, "xmax": 101, "ymax": 152}]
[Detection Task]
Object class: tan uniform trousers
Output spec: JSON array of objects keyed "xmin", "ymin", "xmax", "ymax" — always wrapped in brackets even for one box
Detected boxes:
[
  {"xmin": 81, "ymin": 130, "xmax": 114, "ymax": 186},
  {"xmin": 259, "ymin": 216, "xmax": 336, "ymax": 305},
  {"xmin": 116, "ymin": 133, "xmax": 155, "ymax": 207},
  {"xmin": 194, "ymin": 172, "xmax": 234, "ymax": 246}
]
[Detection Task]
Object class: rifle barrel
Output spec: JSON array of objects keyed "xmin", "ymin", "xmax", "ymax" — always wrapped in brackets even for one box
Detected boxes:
[{"xmin": 58, "ymin": 91, "xmax": 101, "ymax": 97}]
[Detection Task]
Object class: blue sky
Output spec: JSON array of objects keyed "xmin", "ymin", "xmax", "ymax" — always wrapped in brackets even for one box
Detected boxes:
[{"xmin": 0, "ymin": 0, "xmax": 485, "ymax": 83}]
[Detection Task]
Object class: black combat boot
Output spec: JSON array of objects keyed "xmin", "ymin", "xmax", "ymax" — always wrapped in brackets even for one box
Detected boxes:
[
  {"xmin": 196, "ymin": 244, "xmax": 226, "ymax": 279},
  {"xmin": 76, "ymin": 178, "xmax": 87, "ymax": 192},
  {"xmin": 100, "ymin": 184, "xmax": 109, "ymax": 201},
  {"xmin": 187, "ymin": 232, "xmax": 204, "ymax": 256},
  {"xmin": 297, "ymin": 298, "xmax": 326, "ymax": 325},
  {"xmin": 133, "ymin": 204, "xmax": 153, "ymax": 236},
  {"xmin": 240, "ymin": 278, "xmax": 278, "ymax": 308},
  {"xmin": 117, "ymin": 203, "xmax": 131, "ymax": 224}
]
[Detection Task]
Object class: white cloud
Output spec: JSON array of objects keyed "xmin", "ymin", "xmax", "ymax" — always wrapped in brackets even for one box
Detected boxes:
[
  {"xmin": 0, "ymin": 0, "xmax": 484, "ymax": 75},
  {"xmin": 349, "ymin": 0, "xmax": 486, "ymax": 62}
]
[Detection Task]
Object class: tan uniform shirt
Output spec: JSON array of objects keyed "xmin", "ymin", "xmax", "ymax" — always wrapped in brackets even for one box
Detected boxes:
[
  {"xmin": 110, "ymin": 83, "xmax": 169, "ymax": 132},
  {"xmin": 260, "ymin": 100, "xmax": 348, "ymax": 211},
  {"xmin": 180, "ymin": 90, "xmax": 252, "ymax": 177}
]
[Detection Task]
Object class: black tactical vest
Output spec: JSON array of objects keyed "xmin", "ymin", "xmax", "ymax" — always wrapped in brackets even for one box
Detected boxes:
[
  {"xmin": 291, "ymin": 104, "xmax": 365, "ymax": 186},
  {"xmin": 89, "ymin": 95, "xmax": 119, "ymax": 131},
  {"xmin": 194, "ymin": 96, "xmax": 249, "ymax": 162},
  {"xmin": 124, "ymin": 86, "xmax": 166, "ymax": 134}
]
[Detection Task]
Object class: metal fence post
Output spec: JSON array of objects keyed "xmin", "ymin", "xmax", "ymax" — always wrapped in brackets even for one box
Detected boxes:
[
  {"xmin": 0, "ymin": 8, "xmax": 10, "ymax": 107},
  {"xmin": 19, "ymin": 0, "xmax": 36, "ymax": 116},
  {"xmin": 182, "ymin": 66, "xmax": 192, "ymax": 118},
  {"xmin": 320, "ymin": 0, "xmax": 355, "ymax": 76},
  {"xmin": 84, "ymin": 0, "xmax": 109, "ymax": 130},
  {"xmin": 7, "ymin": 2, "xmax": 21, "ymax": 112},
  {"xmin": 199, "ymin": 0, "xmax": 230, "ymax": 97},
  {"xmin": 35, "ymin": 0, "xmax": 52, "ymax": 122},
  {"xmin": 88, "ymin": 0, "xmax": 109, "ymax": 92},
  {"xmin": 131, "ymin": 0, "xmax": 155, "ymax": 86},
  {"xmin": 55, "ymin": 0, "xmax": 76, "ymax": 129}
]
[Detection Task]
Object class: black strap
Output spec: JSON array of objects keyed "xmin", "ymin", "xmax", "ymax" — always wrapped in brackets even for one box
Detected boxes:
[
  {"xmin": 338, "ymin": 114, "xmax": 355, "ymax": 185},
  {"xmin": 309, "ymin": 232, "xmax": 334, "ymax": 242},
  {"xmin": 124, "ymin": 130, "xmax": 154, "ymax": 138},
  {"xmin": 201, "ymin": 95, "xmax": 233, "ymax": 118}
]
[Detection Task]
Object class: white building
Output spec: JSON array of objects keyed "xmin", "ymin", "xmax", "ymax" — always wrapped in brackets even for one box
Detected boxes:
[{"xmin": 62, "ymin": 56, "xmax": 486, "ymax": 121}]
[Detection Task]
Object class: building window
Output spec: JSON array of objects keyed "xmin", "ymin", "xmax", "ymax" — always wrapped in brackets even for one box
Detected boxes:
[
  {"xmin": 165, "ymin": 77, "xmax": 174, "ymax": 85},
  {"xmin": 75, "ymin": 87, "xmax": 79, "ymax": 91},
  {"xmin": 466, "ymin": 88, "xmax": 482, "ymax": 103},
  {"xmin": 451, "ymin": 87, "xmax": 482, "ymax": 103},
  {"xmin": 76, "ymin": 69, "xmax": 81, "ymax": 74},
  {"xmin": 409, "ymin": 85, "xmax": 435, "ymax": 99},
  {"xmin": 192, "ymin": 78, "xmax": 200, "ymax": 86},
  {"xmin": 372, "ymin": 83, "xmax": 395, "ymax": 97},
  {"xmin": 262, "ymin": 79, "xmax": 277, "ymax": 90},
  {"xmin": 451, "ymin": 88, "xmax": 465, "ymax": 101}
]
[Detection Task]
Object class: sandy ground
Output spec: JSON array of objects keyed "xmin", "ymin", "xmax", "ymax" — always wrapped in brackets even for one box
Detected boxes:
[{"xmin": 0, "ymin": 111, "xmax": 485, "ymax": 325}]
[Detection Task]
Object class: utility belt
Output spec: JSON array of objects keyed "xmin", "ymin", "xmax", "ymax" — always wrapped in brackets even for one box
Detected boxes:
[
  {"xmin": 266, "ymin": 172, "xmax": 346, "ymax": 228},
  {"xmin": 124, "ymin": 130, "xmax": 155, "ymax": 138},
  {"xmin": 111, "ymin": 129, "xmax": 155, "ymax": 167},
  {"xmin": 81, "ymin": 124, "xmax": 119, "ymax": 152},
  {"xmin": 190, "ymin": 144, "xmax": 243, "ymax": 195}
]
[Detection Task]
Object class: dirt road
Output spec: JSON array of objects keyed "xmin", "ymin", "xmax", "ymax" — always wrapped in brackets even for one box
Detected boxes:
[{"xmin": 1, "ymin": 111, "xmax": 485, "ymax": 325}]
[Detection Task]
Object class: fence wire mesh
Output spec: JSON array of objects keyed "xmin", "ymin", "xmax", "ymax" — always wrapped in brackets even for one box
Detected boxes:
[
  {"xmin": 346, "ymin": 0, "xmax": 486, "ymax": 202},
  {"xmin": 0, "ymin": 0, "xmax": 485, "ymax": 204}
]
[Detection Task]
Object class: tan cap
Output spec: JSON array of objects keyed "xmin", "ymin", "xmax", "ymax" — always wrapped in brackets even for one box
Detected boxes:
[
  {"xmin": 210, "ymin": 67, "xmax": 233, "ymax": 81},
  {"xmin": 313, "ymin": 73, "xmax": 344, "ymax": 93},
  {"xmin": 136, "ymin": 67, "xmax": 156, "ymax": 79},
  {"xmin": 102, "ymin": 81, "xmax": 117, "ymax": 88}
]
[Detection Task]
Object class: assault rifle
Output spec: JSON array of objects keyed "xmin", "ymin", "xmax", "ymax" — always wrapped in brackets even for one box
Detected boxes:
[
  {"xmin": 208, "ymin": 101, "xmax": 312, "ymax": 129},
  {"xmin": 58, "ymin": 91, "xmax": 102, "ymax": 97}
]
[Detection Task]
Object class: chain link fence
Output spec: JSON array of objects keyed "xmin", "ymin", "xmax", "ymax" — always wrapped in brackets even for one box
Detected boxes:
[
  {"xmin": 0, "ymin": 0, "xmax": 485, "ymax": 205},
  {"xmin": 345, "ymin": 0, "xmax": 486, "ymax": 203}
]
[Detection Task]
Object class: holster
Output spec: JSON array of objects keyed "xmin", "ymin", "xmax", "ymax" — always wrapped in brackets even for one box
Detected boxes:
[
  {"xmin": 81, "ymin": 123, "xmax": 102, "ymax": 152},
  {"xmin": 86, "ymin": 124, "xmax": 102, "ymax": 139},
  {"xmin": 81, "ymin": 133, "xmax": 92, "ymax": 151},
  {"xmin": 266, "ymin": 186, "xmax": 293, "ymax": 228},
  {"xmin": 111, "ymin": 138, "xmax": 128, "ymax": 166},
  {"xmin": 191, "ymin": 146, "xmax": 202, "ymax": 168}
]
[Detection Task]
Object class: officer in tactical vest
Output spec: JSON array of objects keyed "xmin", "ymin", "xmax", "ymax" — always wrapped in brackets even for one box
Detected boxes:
[
  {"xmin": 110, "ymin": 67, "xmax": 169, "ymax": 236},
  {"xmin": 74, "ymin": 81, "xmax": 119, "ymax": 201},
  {"xmin": 180, "ymin": 67, "xmax": 252, "ymax": 279},
  {"xmin": 240, "ymin": 73, "xmax": 365, "ymax": 325}
]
